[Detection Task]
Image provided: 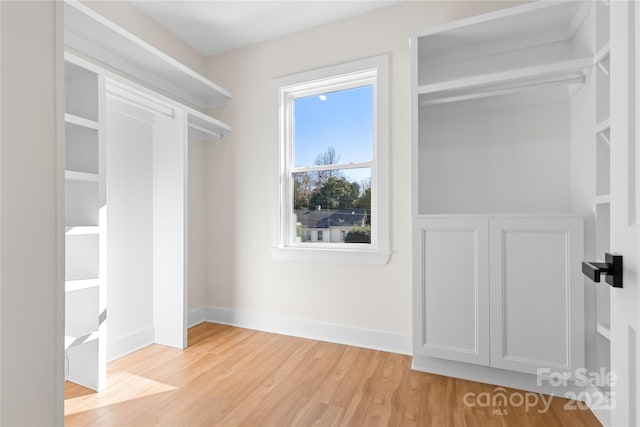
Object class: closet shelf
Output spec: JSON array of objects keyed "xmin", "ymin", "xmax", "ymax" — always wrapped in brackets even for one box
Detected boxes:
[
  {"xmin": 595, "ymin": 194, "xmax": 611, "ymax": 205},
  {"xmin": 66, "ymin": 279, "xmax": 100, "ymax": 293},
  {"xmin": 65, "ymin": 113, "xmax": 99, "ymax": 130},
  {"xmin": 418, "ymin": 58, "xmax": 591, "ymax": 106},
  {"xmin": 65, "ymin": 226, "xmax": 99, "ymax": 235},
  {"xmin": 188, "ymin": 110, "xmax": 232, "ymax": 141},
  {"xmin": 104, "ymin": 69, "xmax": 232, "ymax": 141},
  {"xmin": 595, "ymin": 43, "xmax": 610, "ymax": 76},
  {"xmin": 65, "ymin": 331, "xmax": 99, "ymax": 350},
  {"xmin": 595, "ymin": 43, "xmax": 610, "ymax": 64},
  {"xmin": 65, "ymin": 170, "xmax": 99, "ymax": 182},
  {"xmin": 596, "ymin": 118, "xmax": 611, "ymax": 134},
  {"xmin": 64, "ymin": 0, "xmax": 231, "ymax": 110},
  {"xmin": 596, "ymin": 322, "xmax": 611, "ymax": 340},
  {"xmin": 596, "ymin": 128, "xmax": 610, "ymax": 145}
]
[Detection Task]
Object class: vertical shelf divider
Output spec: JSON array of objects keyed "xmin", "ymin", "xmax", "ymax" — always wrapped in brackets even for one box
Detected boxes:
[{"xmin": 64, "ymin": 56, "xmax": 107, "ymax": 392}]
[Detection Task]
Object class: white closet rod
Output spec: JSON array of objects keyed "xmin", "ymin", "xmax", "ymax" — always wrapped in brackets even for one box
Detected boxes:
[
  {"xmin": 420, "ymin": 72, "xmax": 587, "ymax": 107},
  {"xmin": 188, "ymin": 123, "xmax": 223, "ymax": 139}
]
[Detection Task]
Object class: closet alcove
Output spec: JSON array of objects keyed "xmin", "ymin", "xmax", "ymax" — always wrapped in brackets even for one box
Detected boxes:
[
  {"xmin": 63, "ymin": 1, "xmax": 232, "ymax": 391},
  {"xmin": 411, "ymin": 0, "xmax": 610, "ymax": 403}
]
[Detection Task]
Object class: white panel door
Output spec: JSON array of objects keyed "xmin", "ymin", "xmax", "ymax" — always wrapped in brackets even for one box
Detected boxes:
[
  {"xmin": 413, "ymin": 217, "xmax": 490, "ymax": 366},
  {"xmin": 489, "ymin": 218, "xmax": 584, "ymax": 375}
]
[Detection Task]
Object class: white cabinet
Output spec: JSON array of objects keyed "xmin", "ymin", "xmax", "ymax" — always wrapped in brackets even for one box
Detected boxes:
[
  {"xmin": 413, "ymin": 217, "xmax": 489, "ymax": 366},
  {"xmin": 414, "ymin": 216, "xmax": 584, "ymax": 376},
  {"xmin": 489, "ymin": 218, "xmax": 584, "ymax": 375}
]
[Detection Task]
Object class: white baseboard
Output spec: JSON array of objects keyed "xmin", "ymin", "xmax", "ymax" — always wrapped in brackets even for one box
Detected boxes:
[
  {"xmin": 585, "ymin": 383, "xmax": 612, "ymax": 427},
  {"xmin": 188, "ymin": 305, "xmax": 412, "ymax": 355},
  {"xmin": 188, "ymin": 306, "xmax": 208, "ymax": 328},
  {"xmin": 412, "ymin": 355, "xmax": 585, "ymax": 398},
  {"xmin": 107, "ymin": 327, "xmax": 155, "ymax": 362}
]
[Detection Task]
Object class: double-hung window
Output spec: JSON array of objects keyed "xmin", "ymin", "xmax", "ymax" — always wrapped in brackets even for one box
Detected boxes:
[{"xmin": 271, "ymin": 55, "xmax": 390, "ymax": 264}]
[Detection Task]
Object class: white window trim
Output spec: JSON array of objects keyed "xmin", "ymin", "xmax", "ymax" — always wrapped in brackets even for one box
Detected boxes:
[{"xmin": 270, "ymin": 55, "xmax": 390, "ymax": 265}]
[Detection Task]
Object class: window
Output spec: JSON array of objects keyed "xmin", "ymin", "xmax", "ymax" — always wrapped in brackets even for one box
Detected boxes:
[{"xmin": 271, "ymin": 55, "xmax": 390, "ymax": 264}]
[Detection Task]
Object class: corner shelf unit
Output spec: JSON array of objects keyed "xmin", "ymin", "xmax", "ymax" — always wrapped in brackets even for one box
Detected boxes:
[
  {"xmin": 64, "ymin": 57, "xmax": 107, "ymax": 392},
  {"xmin": 592, "ymin": 0, "xmax": 612, "ymax": 404}
]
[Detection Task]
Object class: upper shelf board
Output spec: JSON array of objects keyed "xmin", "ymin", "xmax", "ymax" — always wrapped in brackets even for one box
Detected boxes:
[
  {"xmin": 64, "ymin": 0, "xmax": 231, "ymax": 110},
  {"xmin": 416, "ymin": 1, "xmax": 590, "ymax": 64},
  {"xmin": 104, "ymin": 74, "xmax": 232, "ymax": 141},
  {"xmin": 65, "ymin": 113, "xmax": 99, "ymax": 130},
  {"xmin": 188, "ymin": 110, "xmax": 232, "ymax": 141}
]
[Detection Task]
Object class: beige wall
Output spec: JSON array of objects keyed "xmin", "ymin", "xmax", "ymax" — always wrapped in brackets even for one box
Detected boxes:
[
  {"xmin": 188, "ymin": 137, "xmax": 207, "ymax": 310},
  {"xmin": 202, "ymin": 1, "xmax": 518, "ymax": 334},
  {"xmin": 1, "ymin": 1, "xmax": 62, "ymax": 424}
]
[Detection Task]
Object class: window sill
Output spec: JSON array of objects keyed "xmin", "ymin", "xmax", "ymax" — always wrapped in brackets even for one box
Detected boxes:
[{"xmin": 270, "ymin": 246, "xmax": 390, "ymax": 265}]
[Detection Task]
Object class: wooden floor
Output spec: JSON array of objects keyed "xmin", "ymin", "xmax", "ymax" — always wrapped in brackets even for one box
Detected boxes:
[{"xmin": 65, "ymin": 323, "xmax": 600, "ymax": 426}]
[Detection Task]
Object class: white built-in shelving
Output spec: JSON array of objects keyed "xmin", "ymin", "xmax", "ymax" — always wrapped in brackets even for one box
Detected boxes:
[
  {"xmin": 411, "ymin": 0, "xmax": 589, "ymax": 383},
  {"xmin": 64, "ymin": 0, "xmax": 231, "ymax": 110},
  {"xmin": 61, "ymin": 0, "xmax": 234, "ymax": 395},
  {"xmin": 413, "ymin": 0, "xmax": 593, "ymax": 217},
  {"xmin": 593, "ymin": 0, "xmax": 612, "ymax": 404},
  {"xmin": 64, "ymin": 57, "xmax": 107, "ymax": 392}
]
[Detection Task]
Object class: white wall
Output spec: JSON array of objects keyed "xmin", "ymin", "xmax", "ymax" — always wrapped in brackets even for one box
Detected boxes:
[
  {"xmin": 419, "ymin": 97, "xmax": 572, "ymax": 214},
  {"xmin": 1, "ymin": 1, "xmax": 62, "ymax": 425},
  {"xmin": 106, "ymin": 102, "xmax": 154, "ymax": 351},
  {"xmin": 203, "ymin": 1, "xmax": 521, "ymax": 337}
]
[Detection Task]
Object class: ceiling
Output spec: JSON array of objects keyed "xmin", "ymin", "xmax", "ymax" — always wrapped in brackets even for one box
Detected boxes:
[{"xmin": 130, "ymin": 1, "xmax": 399, "ymax": 56}]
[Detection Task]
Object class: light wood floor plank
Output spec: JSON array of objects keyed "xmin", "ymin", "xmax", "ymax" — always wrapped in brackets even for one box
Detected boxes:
[{"xmin": 65, "ymin": 323, "xmax": 601, "ymax": 426}]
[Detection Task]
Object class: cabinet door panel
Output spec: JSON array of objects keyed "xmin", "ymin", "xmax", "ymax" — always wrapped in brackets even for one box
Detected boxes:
[
  {"xmin": 489, "ymin": 218, "xmax": 584, "ymax": 375},
  {"xmin": 413, "ymin": 218, "xmax": 489, "ymax": 365}
]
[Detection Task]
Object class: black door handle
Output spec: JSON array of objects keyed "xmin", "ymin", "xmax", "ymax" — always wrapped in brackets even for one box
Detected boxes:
[{"xmin": 582, "ymin": 253, "xmax": 623, "ymax": 288}]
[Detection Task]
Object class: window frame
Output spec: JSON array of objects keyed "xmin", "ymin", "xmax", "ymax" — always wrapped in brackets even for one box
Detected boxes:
[{"xmin": 271, "ymin": 55, "xmax": 390, "ymax": 264}]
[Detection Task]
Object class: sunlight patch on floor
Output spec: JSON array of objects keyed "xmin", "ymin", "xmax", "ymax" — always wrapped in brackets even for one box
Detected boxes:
[{"xmin": 64, "ymin": 371, "xmax": 178, "ymax": 415}]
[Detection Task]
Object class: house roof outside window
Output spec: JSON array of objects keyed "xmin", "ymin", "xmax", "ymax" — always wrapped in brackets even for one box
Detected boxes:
[{"xmin": 295, "ymin": 208, "xmax": 367, "ymax": 229}]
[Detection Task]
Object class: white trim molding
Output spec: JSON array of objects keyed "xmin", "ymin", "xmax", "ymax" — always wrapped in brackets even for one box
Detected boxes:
[
  {"xmin": 107, "ymin": 327, "xmax": 155, "ymax": 362},
  {"xmin": 271, "ymin": 55, "xmax": 390, "ymax": 265},
  {"xmin": 188, "ymin": 306, "xmax": 411, "ymax": 355}
]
